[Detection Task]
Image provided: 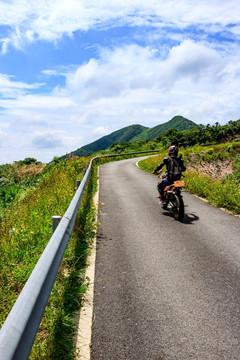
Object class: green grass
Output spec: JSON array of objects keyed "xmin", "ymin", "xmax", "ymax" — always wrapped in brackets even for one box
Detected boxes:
[
  {"xmin": 0, "ymin": 161, "xmax": 47, "ymax": 212},
  {"xmin": 182, "ymin": 142, "xmax": 240, "ymax": 163},
  {"xmin": 30, "ymin": 162, "xmax": 98, "ymax": 359},
  {"xmin": 184, "ymin": 172, "xmax": 240, "ymax": 213},
  {"xmin": 0, "ymin": 156, "xmax": 98, "ymax": 359}
]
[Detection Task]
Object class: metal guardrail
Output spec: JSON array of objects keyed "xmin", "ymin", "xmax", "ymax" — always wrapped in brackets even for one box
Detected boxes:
[{"xmin": 0, "ymin": 150, "xmax": 159, "ymax": 360}]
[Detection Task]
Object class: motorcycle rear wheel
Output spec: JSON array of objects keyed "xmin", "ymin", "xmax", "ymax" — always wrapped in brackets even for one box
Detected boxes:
[{"xmin": 169, "ymin": 192, "xmax": 184, "ymax": 221}]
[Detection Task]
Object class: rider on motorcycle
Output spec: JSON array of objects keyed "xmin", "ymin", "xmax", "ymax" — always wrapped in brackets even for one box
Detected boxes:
[{"xmin": 152, "ymin": 145, "xmax": 186, "ymax": 205}]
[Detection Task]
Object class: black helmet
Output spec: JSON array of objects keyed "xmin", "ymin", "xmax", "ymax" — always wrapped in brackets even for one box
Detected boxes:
[{"xmin": 168, "ymin": 145, "xmax": 178, "ymax": 156}]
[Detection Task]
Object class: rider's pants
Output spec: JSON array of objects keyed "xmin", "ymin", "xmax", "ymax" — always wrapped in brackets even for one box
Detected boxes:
[{"xmin": 157, "ymin": 178, "xmax": 169, "ymax": 200}]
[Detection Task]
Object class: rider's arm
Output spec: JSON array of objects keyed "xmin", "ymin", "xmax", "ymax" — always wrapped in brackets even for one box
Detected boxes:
[
  {"xmin": 179, "ymin": 158, "xmax": 186, "ymax": 172},
  {"xmin": 152, "ymin": 158, "xmax": 168, "ymax": 173}
]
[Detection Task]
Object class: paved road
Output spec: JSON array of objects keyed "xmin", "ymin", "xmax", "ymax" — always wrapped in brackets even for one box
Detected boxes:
[{"xmin": 91, "ymin": 157, "xmax": 240, "ymax": 360}]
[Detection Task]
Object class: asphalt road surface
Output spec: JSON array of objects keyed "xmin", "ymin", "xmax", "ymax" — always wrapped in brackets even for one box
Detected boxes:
[{"xmin": 91, "ymin": 157, "xmax": 240, "ymax": 360}]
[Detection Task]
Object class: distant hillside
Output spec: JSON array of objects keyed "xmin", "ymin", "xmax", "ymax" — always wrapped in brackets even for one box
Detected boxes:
[
  {"xmin": 63, "ymin": 116, "xmax": 197, "ymax": 158},
  {"xmin": 67, "ymin": 124, "xmax": 148, "ymax": 158},
  {"xmin": 132, "ymin": 116, "xmax": 197, "ymax": 141}
]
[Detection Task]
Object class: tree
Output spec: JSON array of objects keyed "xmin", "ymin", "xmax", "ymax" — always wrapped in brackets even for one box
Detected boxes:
[{"xmin": 15, "ymin": 158, "xmax": 38, "ymax": 165}]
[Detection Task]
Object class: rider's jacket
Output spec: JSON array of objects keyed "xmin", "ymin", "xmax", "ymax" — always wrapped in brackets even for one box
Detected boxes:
[{"xmin": 154, "ymin": 156, "xmax": 186, "ymax": 182}]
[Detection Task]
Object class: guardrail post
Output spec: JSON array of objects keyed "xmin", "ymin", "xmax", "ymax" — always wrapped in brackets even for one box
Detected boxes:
[
  {"xmin": 83, "ymin": 169, "xmax": 86, "ymax": 176},
  {"xmin": 52, "ymin": 216, "xmax": 62, "ymax": 234},
  {"xmin": 76, "ymin": 180, "xmax": 81, "ymax": 189}
]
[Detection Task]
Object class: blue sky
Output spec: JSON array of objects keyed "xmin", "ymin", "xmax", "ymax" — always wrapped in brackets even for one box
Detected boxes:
[{"xmin": 0, "ymin": 1, "xmax": 240, "ymax": 164}]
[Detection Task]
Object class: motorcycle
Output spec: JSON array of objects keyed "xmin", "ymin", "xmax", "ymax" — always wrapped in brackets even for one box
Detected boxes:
[{"xmin": 154, "ymin": 172, "xmax": 185, "ymax": 221}]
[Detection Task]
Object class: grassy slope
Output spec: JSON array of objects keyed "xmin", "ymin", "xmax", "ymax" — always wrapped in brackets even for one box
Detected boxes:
[
  {"xmin": 0, "ymin": 162, "xmax": 46, "ymax": 212},
  {"xmin": 0, "ymin": 157, "xmax": 97, "ymax": 359}
]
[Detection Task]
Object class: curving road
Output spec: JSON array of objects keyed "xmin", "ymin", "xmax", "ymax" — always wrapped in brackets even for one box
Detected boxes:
[{"xmin": 91, "ymin": 157, "xmax": 240, "ymax": 360}]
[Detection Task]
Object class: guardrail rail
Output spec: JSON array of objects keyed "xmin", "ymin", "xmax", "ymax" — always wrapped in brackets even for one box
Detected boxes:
[{"xmin": 0, "ymin": 150, "xmax": 159, "ymax": 360}]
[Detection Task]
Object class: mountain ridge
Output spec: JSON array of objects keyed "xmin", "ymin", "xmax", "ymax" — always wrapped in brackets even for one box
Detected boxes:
[
  {"xmin": 132, "ymin": 116, "xmax": 197, "ymax": 141},
  {"xmin": 64, "ymin": 115, "xmax": 197, "ymax": 158}
]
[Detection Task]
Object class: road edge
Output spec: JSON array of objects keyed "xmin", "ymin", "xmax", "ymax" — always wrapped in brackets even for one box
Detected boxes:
[{"xmin": 75, "ymin": 169, "xmax": 99, "ymax": 359}]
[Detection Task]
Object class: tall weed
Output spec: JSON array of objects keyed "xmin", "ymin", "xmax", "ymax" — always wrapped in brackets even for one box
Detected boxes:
[{"xmin": 0, "ymin": 156, "xmax": 95, "ymax": 359}]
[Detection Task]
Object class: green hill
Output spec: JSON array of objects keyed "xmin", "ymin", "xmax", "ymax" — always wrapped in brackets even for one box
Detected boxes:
[
  {"xmin": 67, "ymin": 124, "xmax": 148, "ymax": 158},
  {"xmin": 64, "ymin": 116, "xmax": 197, "ymax": 158},
  {"xmin": 132, "ymin": 116, "xmax": 197, "ymax": 141}
]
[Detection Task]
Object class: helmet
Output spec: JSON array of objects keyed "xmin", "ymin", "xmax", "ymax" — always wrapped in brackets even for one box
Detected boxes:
[{"xmin": 168, "ymin": 145, "xmax": 178, "ymax": 156}]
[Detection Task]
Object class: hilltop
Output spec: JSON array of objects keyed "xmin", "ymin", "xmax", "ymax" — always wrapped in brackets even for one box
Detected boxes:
[
  {"xmin": 132, "ymin": 116, "xmax": 197, "ymax": 141},
  {"xmin": 64, "ymin": 116, "xmax": 196, "ymax": 158}
]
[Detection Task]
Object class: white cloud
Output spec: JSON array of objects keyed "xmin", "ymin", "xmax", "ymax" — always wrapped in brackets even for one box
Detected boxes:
[
  {"xmin": 41, "ymin": 70, "xmax": 58, "ymax": 76},
  {"xmin": 0, "ymin": 38, "xmax": 10, "ymax": 54},
  {"xmin": 0, "ymin": 0, "xmax": 240, "ymax": 50},
  {"xmin": 0, "ymin": 0, "xmax": 240, "ymax": 164},
  {"xmin": 1, "ymin": 40, "xmax": 240, "ymax": 161},
  {"xmin": 32, "ymin": 133, "xmax": 62, "ymax": 149},
  {"xmin": 0, "ymin": 127, "xmax": 8, "ymax": 143},
  {"xmin": 0, "ymin": 74, "xmax": 43, "ymax": 98},
  {"xmin": 92, "ymin": 126, "xmax": 110, "ymax": 137},
  {"xmin": 65, "ymin": 40, "xmax": 226, "ymax": 103},
  {"xmin": 0, "ymin": 93, "xmax": 73, "ymax": 112},
  {"xmin": 66, "ymin": 41, "xmax": 240, "ymax": 128},
  {"xmin": 65, "ymin": 45, "xmax": 166, "ymax": 105},
  {"xmin": 158, "ymin": 40, "xmax": 225, "ymax": 89}
]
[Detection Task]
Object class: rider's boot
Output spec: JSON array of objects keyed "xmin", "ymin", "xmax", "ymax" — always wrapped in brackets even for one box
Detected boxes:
[{"xmin": 161, "ymin": 193, "xmax": 167, "ymax": 208}]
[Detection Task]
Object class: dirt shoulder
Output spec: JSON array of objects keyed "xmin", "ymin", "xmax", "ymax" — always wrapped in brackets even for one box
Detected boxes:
[{"xmin": 186, "ymin": 159, "xmax": 233, "ymax": 180}]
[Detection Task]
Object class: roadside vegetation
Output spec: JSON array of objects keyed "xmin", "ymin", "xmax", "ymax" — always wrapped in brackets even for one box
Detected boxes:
[
  {"xmin": 0, "ymin": 157, "xmax": 45, "ymax": 212},
  {"xmin": 0, "ymin": 119, "xmax": 239, "ymax": 359},
  {"xmin": 100, "ymin": 119, "xmax": 240, "ymax": 156},
  {"xmin": 0, "ymin": 156, "xmax": 98, "ymax": 359}
]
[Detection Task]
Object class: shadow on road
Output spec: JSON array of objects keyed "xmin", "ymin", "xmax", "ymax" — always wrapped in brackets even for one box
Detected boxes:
[
  {"xmin": 162, "ymin": 210, "xmax": 199, "ymax": 224},
  {"xmin": 182, "ymin": 213, "xmax": 199, "ymax": 225}
]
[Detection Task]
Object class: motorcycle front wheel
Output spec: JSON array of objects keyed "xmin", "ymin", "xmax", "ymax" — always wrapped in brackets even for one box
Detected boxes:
[{"xmin": 169, "ymin": 192, "xmax": 184, "ymax": 221}]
